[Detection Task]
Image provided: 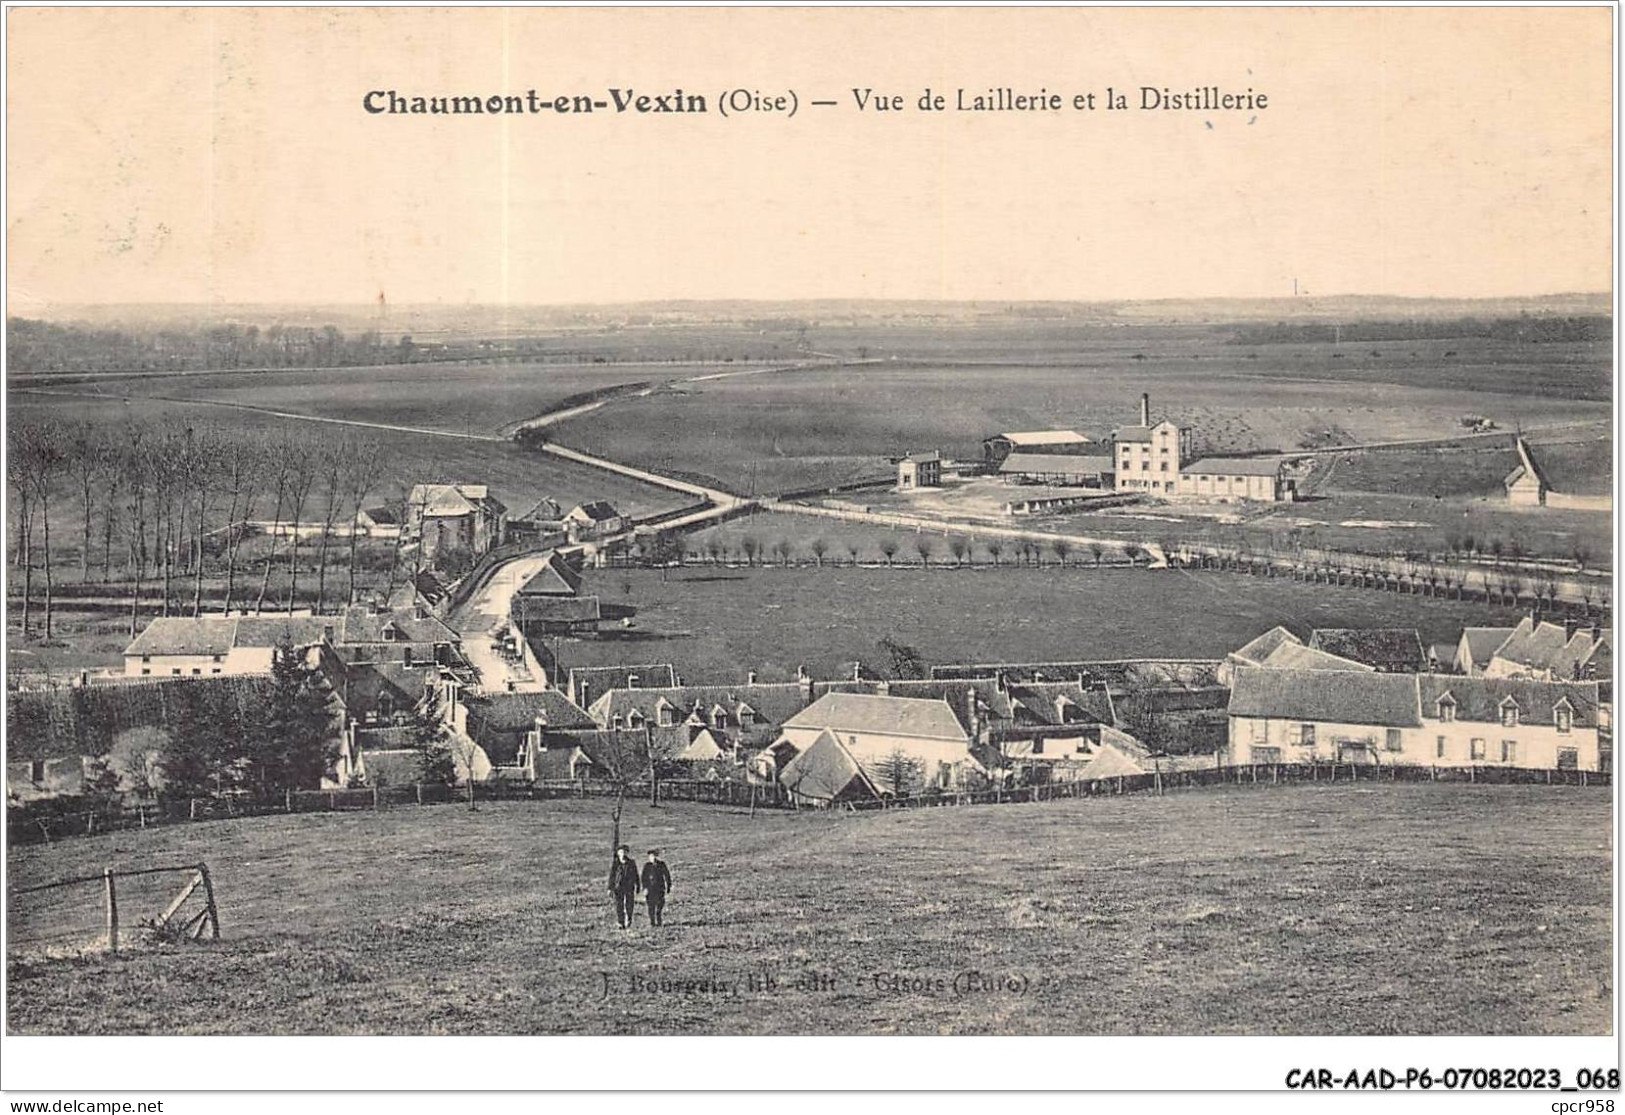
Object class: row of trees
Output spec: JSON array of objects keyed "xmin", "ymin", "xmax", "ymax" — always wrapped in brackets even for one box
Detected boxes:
[
  {"xmin": 84, "ymin": 646, "xmax": 337, "ymax": 799},
  {"xmin": 9, "ymin": 319, "xmax": 419, "ymax": 374},
  {"xmin": 8, "ymin": 416, "xmax": 425, "ymax": 639},
  {"xmin": 657, "ymin": 533, "xmax": 1147, "ymax": 569}
]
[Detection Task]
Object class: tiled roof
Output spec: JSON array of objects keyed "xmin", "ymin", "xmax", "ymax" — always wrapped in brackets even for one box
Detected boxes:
[
  {"xmin": 1491, "ymin": 618, "xmax": 1609, "ymax": 678},
  {"xmin": 1419, "ymin": 675, "xmax": 1599, "ymax": 729},
  {"xmin": 523, "ymin": 595, "xmax": 601, "ymax": 623},
  {"xmin": 1183, "ymin": 456, "xmax": 1288, "ymax": 478},
  {"xmin": 516, "ymin": 551, "xmax": 583, "ymax": 598},
  {"xmin": 1228, "ymin": 667, "xmax": 1423, "ymax": 728},
  {"xmin": 783, "ymin": 693, "xmax": 969, "ymax": 742},
  {"xmin": 407, "ymin": 483, "xmax": 500, "ymax": 518},
  {"xmin": 778, "ymin": 729, "xmax": 880, "ymax": 802},
  {"xmin": 338, "ymin": 606, "xmax": 460, "ymax": 646},
  {"xmin": 1231, "ymin": 626, "xmax": 1302, "ymax": 665},
  {"xmin": 568, "ymin": 664, "xmax": 677, "ymax": 699},
  {"xmin": 1460, "ymin": 627, "xmax": 1517, "ymax": 669},
  {"xmin": 999, "ymin": 453, "xmax": 1113, "ymax": 476},
  {"xmin": 1261, "ymin": 642, "xmax": 1374, "ymax": 672},
  {"xmin": 902, "ymin": 450, "xmax": 941, "ymax": 464},
  {"xmin": 591, "ymin": 682, "xmax": 810, "ymax": 745},
  {"xmin": 1308, "ymin": 628, "xmax": 1427, "ymax": 672},
  {"xmin": 464, "ymin": 690, "xmax": 596, "ymax": 733},
  {"xmin": 570, "ymin": 501, "xmax": 620, "ymax": 522},
  {"xmin": 125, "ymin": 616, "xmax": 328, "ymax": 657}
]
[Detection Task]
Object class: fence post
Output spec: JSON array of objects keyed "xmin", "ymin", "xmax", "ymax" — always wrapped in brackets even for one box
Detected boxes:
[
  {"xmin": 87, "ymin": 812, "xmax": 95, "ymax": 836},
  {"xmin": 372, "ymin": 786, "xmax": 380, "ymax": 811},
  {"xmin": 198, "ymin": 862, "xmax": 221, "ymax": 939},
  {"xmin": 286, "ymin": 787, "xmax": 293, "ymax": 813},
  {"xmin": 139, "ymin": 804, "xmax": 146, "ymax": 829},
  {"xmin": 103, "ymin": 867, "xmax": 119, "ymax": 954},
  {"xmin": 416, "ymin": 782, "xmax": 424, "ymax": 806},
  {"xmin": 189, "ymin": 798, "xmax": 198, "ymax": 821}
]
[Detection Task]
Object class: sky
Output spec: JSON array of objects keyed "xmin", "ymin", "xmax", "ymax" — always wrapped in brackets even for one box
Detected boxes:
[{"xmin": 5, "ymin": 6, "xmax": 1614, "ymax": 308}]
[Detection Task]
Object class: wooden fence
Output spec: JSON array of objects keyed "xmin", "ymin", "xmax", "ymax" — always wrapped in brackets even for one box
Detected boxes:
[
  {"xmin": 7, "ymin": 762, "xmax": 1606, "ymax": 844},
  {"xmin": 843, "ymin": 761, "xmax": 1610, "ymax": 812},
  {"xmin": 7, "ymin": 778, "xmax": 793, "ymax": 845},
  {"xmin": 9, "ymin": 860, "xmax": 219, "ymax": 955}
]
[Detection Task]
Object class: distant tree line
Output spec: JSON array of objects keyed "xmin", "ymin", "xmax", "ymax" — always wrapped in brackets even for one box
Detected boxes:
[
  {"xmin": 1228, "ymin": 315, "xmax": 1610, "ymax": 346},
  {"xmin": 9, "ymin": 416, "xmax": 406, "ymax": 641},
  {"xmin": 7, "ymin": 318, "xmax": 427, "ymax": 374}
]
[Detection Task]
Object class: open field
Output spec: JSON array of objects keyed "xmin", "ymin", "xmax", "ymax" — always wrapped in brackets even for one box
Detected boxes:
[
  {"xmin": 12, "ymin": 361, "xmax": 747, "ymax": 435},
  {"xmin": 6, "ymin": 785, "xmax": 1610, "ymax": 1035},
  {"xmin": 558, "ymin": 566, "xmax": 1525, "ymax": 683},
  {"xmin": 553, "ymin": 338, "xmax": 1610, "ymax": 496},
  {"xmin": 8, "ymin": 394, "xmax": 688, "ymax": 523}
]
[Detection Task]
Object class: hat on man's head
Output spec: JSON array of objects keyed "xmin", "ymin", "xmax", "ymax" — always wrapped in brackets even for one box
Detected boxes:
[
  {"xmin": 616, "ymin": 844, "xmax": 629, "ymax": 852},
  {"xmin": 647, "ymin": 848, "xmax": 661, "ymax": 855}
]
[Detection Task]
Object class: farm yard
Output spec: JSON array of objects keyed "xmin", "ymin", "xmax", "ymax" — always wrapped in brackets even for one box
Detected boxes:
[
  {"xmin": 555, "ymin": 566, "xmax": 1526, "ymax": 684},
  {"xmin": 6, "ymin": 784, "xmax": 1610, "ymax": 1035}
]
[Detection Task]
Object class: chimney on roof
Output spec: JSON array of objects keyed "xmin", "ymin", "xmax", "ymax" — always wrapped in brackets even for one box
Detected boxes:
[
  {"xmin": 797, "ymin": 664, "xmax": 809, "ymax": 682},
  {"xmin": 797, "ymin": 668, "xmax": 814, "ymax": 705},
  {"xmin": 1140, "ymin": 392, "xmax": 1151, "ymax": 427},
  {"xmin": 747, "ymin": 669, "xmax": 758, "ymax": 685},
  {"xmin": 627, "ymin": 673, "xmax": 639, "ymax": 689},
  {"xmin": 965, "ymin": 688, "xmax": 981, "ymax": 740},
  {"xmin": 578, "ymin": 681, "xmax": 590, "ymax": 709}
]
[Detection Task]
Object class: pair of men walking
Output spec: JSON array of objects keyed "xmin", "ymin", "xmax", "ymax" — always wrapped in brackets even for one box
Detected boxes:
[{"xmin": 608, "ymin": 845, "xmax": 672, "ymax": 929}]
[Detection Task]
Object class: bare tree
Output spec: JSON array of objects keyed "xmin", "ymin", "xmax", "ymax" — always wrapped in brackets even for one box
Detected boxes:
[
  {"xmin": 948, "ymin": 536, "xmax": 969, "ymax": 566},
  {"xmin": 913, "ymin": 535, "xmax": 935, "ymax": 568},
  {"xmin": 255, "ymin": 437, "xmax": 294, "ymax": 613},
  {"xmin": 282, "ymin": 449, "xmax": 316, "ymax": 614},
  {"xmin": 1088, "ymin": 540, "xmax": 1104, "ymax": 567},
  {"xmin": 772, "ymin": 538, "xmax": 792, "ymax": 567},
  {"xmin": 810, "ymin": 537, "xmax": 828, "ymax": 567},
  {"xmin": 986, "ymin": 537, "xmax": 1005, "ymax": 567},
  {"xmin": 218, "ymin": 436, "xmax": 264, "ymax": 615},
  {"xmin": 879, "ymin": 538, "xmax": 899, "ymax": 567},
  {"xmin": 1052, "ymin": 538, "xmax": 1072, "ymax": 567},
  {"xmin": 8, "ymin": 426, "xmax": 38, "ymax": 635},
  {"xmin": 312, "ymin": 439, "xmax": 347, "ymax": 614}
]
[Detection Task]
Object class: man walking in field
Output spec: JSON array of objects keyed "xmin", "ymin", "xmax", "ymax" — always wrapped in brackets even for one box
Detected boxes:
[
  {"xmin": 641, "ymin": 849, "xmax": 673, "ymax": 927},
  {"xmin": 608, "ymin": 844, "xmax": 640, "ymax": 929}
]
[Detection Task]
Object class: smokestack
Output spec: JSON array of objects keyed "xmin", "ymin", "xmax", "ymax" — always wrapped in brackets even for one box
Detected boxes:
[{"xmin": 1140, "ymin": 393, "xmax": 1151, "ymax": 427}]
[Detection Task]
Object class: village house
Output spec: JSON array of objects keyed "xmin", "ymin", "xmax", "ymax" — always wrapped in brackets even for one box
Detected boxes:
[
  {"xmin": 1227, "ymin": 666, "xmax": 1603, "ymax": 772},
  {"xmin": 768, "ymin": 692, "xmax": 986, "ymax": 800},
  {"xmin": 1113, "ymin": 394, "xmax": 1193, "ymax": 495},
  {"xmin": 1307, "ymin": 628, "xmax": 1428, "ymax": 674},
  {"xmin": 406, "ymin": 483, "xmax": 509, "ymax": 561},
  {"xmin": 565, "ymin": 664, "xmax": 678, "ymax": 710},
  {"xmin": 1455, "ymin": 626, "xmax": 1518, "ymax": 676},
  {"xmin": 587, "ymin": 678, "xmax": 807, "ymax": 755},
  {"xmin": 565, "ymin": 501, "xmax": 627, "ymax": 540},
  {"xmin": 1504, "ymin": 438, "xmax": 1549, "ymax": 507},
  {"xmin": 1483, "ymin": 617, "xmax": 1611, "ymax": 681},
  {"xmin": 896, "ymin": 450, "xmax": 943, "ymax": 489},
  {"xmin": 123, "ymin": 615, "xmax": 328, "ymax": 678},
  {"xmin": 982, "ymin": 429, "xmax": 1093, "ymax": 465},
  {"xmin": 505, "ymin": 497, "xmax": 570, "ymax": 546},
  {"xmin": 353, "ymin": 504, "xmax": 403, "ymax": 539}
]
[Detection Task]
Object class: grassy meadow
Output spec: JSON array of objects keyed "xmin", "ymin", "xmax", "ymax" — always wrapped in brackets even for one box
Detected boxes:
[
  {"xmin": 6, "ymin": 784, "xmax": 1610, "ymax": 1035},
  {"xmin": 551, "ymin": 336, "xmax": 1610, "ymax": 495},
  {"xmin": 561, "ymin": 565, "xmax": 1525, "ymax": 683}
]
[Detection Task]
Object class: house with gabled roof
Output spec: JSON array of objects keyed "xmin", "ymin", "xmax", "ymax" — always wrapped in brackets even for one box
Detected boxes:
[
  {"xmin": 1307, "ymin": 628, "xmax": 1428, "ymax": 674},
  {"xmin": 515, "ymin": 550, "xmax": 585, "ymax": 599},
  {"xmin": 1455, "ymin": 626, "xmax": 1518, "ymax": 676},
  {"xmin": 1229, "ymin": 666, "xmax": 1602, "ymax": 771},
  {"xmin": 564, "ymin": 501, "xmax": 626, "ymax": 540},
  {"xmin": 567, "ymin": 664, "xmax": 677, "ymax": 709},
  {"xmin": 124, "ymin": 615, "xmax": 328, "ymax": 678},
  {"xmin": 1484, "ymin": 617, "xmax": 1611, "ymax": 682},
  {"xmin": 407, "ymin": 482, "xmax": 508, "ymax": 561},
  {"xmin": 768, "ymin": 692, "xmax": 984, "ymax": 794}
]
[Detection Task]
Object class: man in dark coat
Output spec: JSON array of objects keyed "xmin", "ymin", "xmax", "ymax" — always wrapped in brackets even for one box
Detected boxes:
[
  {"xmin": 607, "ymin": 844, "xmax": 640, "ymax": 929},
  {"xmin": 641, "ymin": 849, "xmax": 673, "ymax": 927}
]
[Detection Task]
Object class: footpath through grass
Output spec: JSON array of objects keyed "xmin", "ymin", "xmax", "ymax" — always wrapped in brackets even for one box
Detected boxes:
[{"xmin": 6, "ymin": 783, "xmax": 1610, "ymax": 1035}]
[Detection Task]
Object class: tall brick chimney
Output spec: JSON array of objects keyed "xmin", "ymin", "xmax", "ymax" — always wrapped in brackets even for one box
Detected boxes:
[{"xmin": 1140, "ymin": 393, "xmax": 1151, "ymax": 427}]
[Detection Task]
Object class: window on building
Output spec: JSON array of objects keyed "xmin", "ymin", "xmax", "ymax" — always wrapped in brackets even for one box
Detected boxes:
[
  {"xmin": 141, "ymin": 668, "xmax": 151, "ymax": 676},
  {"xmin": 1437, "ymin": 697, "xmax": 1456, "ymax": 722},
  {"xmin": 141, "ymin": 654, "xmax": 151, "ymax": 664},
  {"xmin": 1556, "ymin": 748, "xmax": 1579, "ymax": 771},
  {"xmin": 1253, "ymin": 746, "xmax": 1282, "ymax": 764},
  {"xmin": 1556, "ymin": 706, "xmax": 1573, "ymax": 734},
  {"xmin": 1250, "ymin": 720, "xmax": 1268, "ymax": 744},
  {"xmin": 1159, "ymin": 462, "xmax": 1169, "ymax": 472},
  {"xmin": 191, "ymin": 668, "xmax": 202, "ymax": 675},
  {"xmin": 1501, "ymin": 740, "xmax": 1517, "ymax": 763},
  {"xmin": 1435, "ymin": 735, "xmax": 1447, "ymax": 759},
  {"xmin": 1385, "ymin": 729, "xmax": 1403, "ymax": 752},
  {"xmin": 658, "ymin": 704, "xmax": 677, "ymax": 728},
  {"xmin": 212, "ymin": 654, "xmax": 223, "ymax": 663},
  {"xmin": 211, "ymin": 668, "xmax": 222, "ymax": 675},
  {"xmin": 1299, "ymin": 723, "xmax": 1316, "ymax": 747},
  {"xmin": 172, "ymin": 668, "xmax": 182, "ymax": 676},
  {"xmin": 1031, "ymin": 740, "xmax": 1045, "ymax": 755},
  {"xmin": 1470, "ymin": 738, "xmax": 1486, "ymax": 760},
  {"xmin": 611, "ymin": 715, "xmax": 625, "ymax": 730},
  {"xmin": 1500, "ymin": 700, "xmax": 1520, "ymax": 728}
]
